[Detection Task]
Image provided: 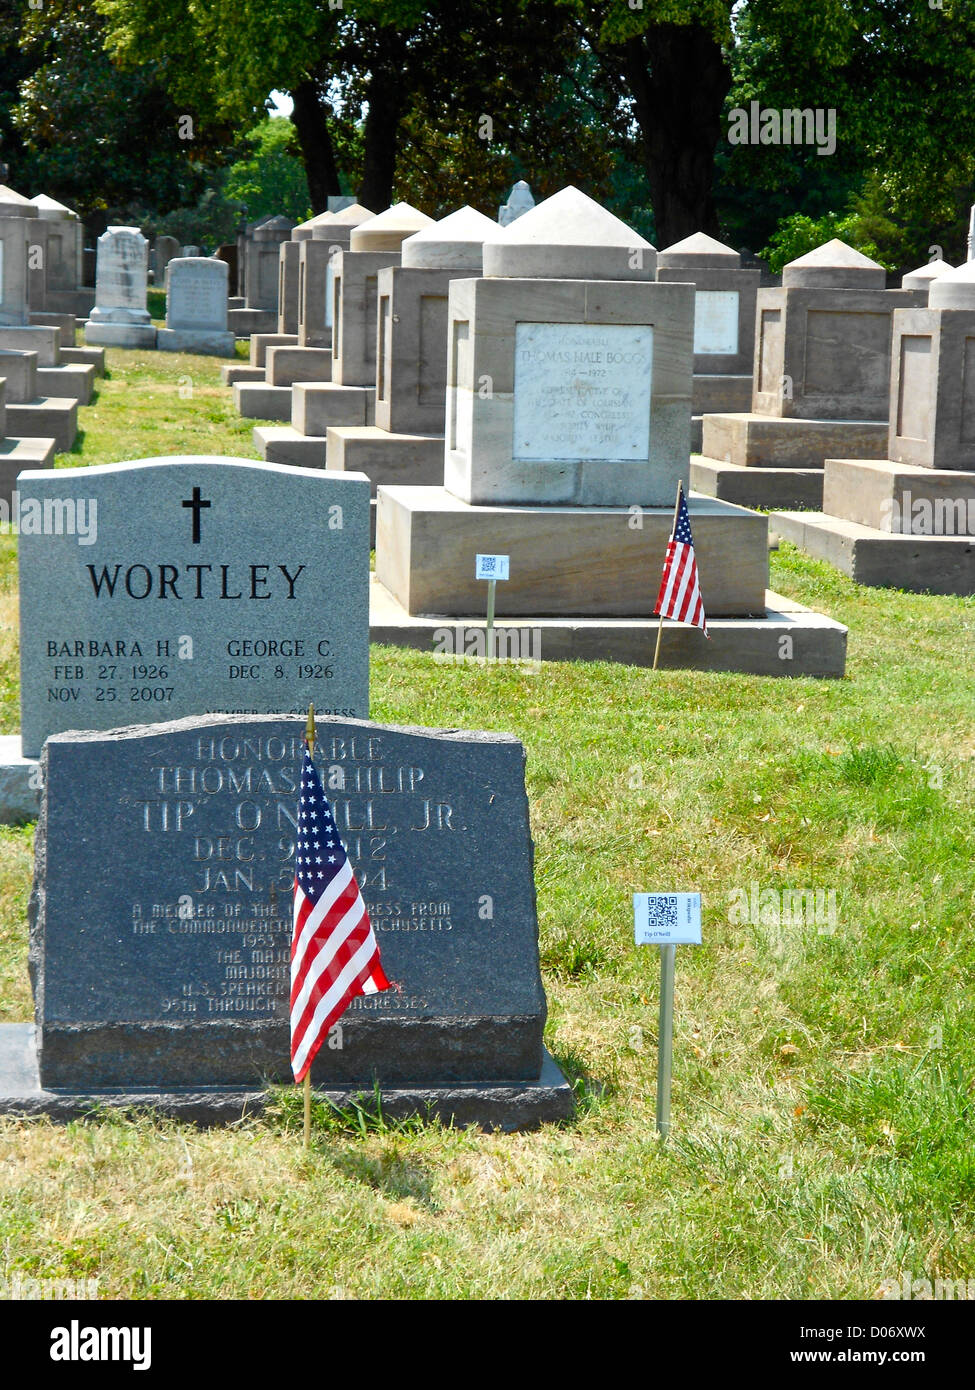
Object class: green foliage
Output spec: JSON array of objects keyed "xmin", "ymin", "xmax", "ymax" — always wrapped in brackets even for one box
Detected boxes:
[
  {"xmin": 223, "ymin": 118, "xmax": 311, "ymax": 224},
  {"xmin": 760, "ymin": 209, "xmax": 888, "ymax": 273}
]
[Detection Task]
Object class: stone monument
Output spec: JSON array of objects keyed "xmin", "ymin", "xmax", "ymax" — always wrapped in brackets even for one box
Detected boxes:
[
  {"xmin": 370, "ymin": 187, "xmax": 847, "ymax": 677},
  {"xmin": 498, "ymin": 180, "xmax": 535, "ymax": 226},
  {"xmin": 694, "ymin": 239, "xmax": 925, "ymax": 509},
  {"xmin": 252, "ymin": 203, "xmax": 432, "ymax": 459},
  {"xmin": 84, "ymin": 226, "xmax": 156, "ymax": 348},
  {"xmin": 0, "ymin": 712, "xmax": 572, "ymax": 1128},
  {"xmin": 323, "ymin": 207, "xmax": 497, "ymax": 533},
  {"xmin": 157, "ymin": 257, "xmax": 235, "ymax": 356},
  {"xmin": 771, "ymin": 259, "xmax": 975, "ymax": 594},
  {"xmin": 228, "ymin": 206, "xmax": 375, "ymax": 409},
  {"xmin": 655, "ymin": 232, "xmax": 759, "ymax": 452}
]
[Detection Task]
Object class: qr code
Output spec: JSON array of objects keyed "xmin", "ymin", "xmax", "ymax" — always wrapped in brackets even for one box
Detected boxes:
[
  {"xmin": 646, "ymin": 894, "xmax": 678, "ymax": 928},
  {"xmin": 480, "ymin": 556, "xmax": 496, "ymax": 573}
]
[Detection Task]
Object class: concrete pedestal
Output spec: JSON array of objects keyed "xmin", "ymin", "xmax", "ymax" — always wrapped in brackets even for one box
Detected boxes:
[
  {"xmin": 83, "ymin": 320, "xmax": 156, "ymax": 349},
  {"xmin": 695, "ymin": 413, "xmax": 890, "ymax": 508},
  {"xmin": 376, "ymin": 487, "xmax": 769, "ymax": 618},
  {"xmin": 770, "ymin": 457, "xmax": 975, "ymax": 593},
  {"xmin": 157, "ymin": 327, "xmax": 236, "ymax": 357},
  {"xmin": 370, "ymin": 574, "xmax": 848, "ymax": 678}
]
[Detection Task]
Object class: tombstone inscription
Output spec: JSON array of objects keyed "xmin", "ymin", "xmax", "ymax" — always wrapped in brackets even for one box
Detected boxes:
[
  {"xmin": 17, "ymin": 456, "xmax": 370, "ymax": 757},
  {"xmin": 22, "ymin": 713, "xmax": 572, "ymax": 1127},
  {"xmin": 158, "ymin": 258, "xmax": 234, "ymax": 356}
]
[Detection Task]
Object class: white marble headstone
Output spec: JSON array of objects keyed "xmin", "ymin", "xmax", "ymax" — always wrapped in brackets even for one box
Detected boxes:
[{"xmin": 693, "ymin": 290, "xmax": 739, "ymax": 355}]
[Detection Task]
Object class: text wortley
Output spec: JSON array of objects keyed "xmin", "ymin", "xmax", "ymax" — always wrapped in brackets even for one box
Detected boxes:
[{"xmin": 85, "ymin": 563, "xmax": 307, "ymax": 600}]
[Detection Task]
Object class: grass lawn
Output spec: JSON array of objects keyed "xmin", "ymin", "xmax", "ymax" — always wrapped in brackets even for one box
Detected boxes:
[{"xmin": 0, "ymin": 345, "xmax": 972, "ymax": 1300}]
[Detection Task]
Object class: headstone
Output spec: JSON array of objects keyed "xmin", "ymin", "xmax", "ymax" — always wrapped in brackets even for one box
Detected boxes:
[
  {"xmin": 30, "ymin": 195, "xmax": 83, "ymax": 294},
  {"xmin": 769, "ymin": 257, "xmax": 975, "ymax": 592},
  {"xmin": 17, "ymin": 456, "xmax": 371, "ymax": 757},
  {"xmin": 0, "ymin": 185, "xmax": 36, "ymax": 327},
  {"xmin": 967, "ymin": 204, "xmax": 974, "ymax": 262},
  {"xmin": 323, "ymin": 206, "xmax": 496, "ymax": 484},
  {"xmin": 371, "ymin": 187, "xmax": 848, "ymax": 677},
  {"xmin": 696, "ymin": 238, "xmax": 927, "ymax": 508},
  {"xmin": 157, "ymin": 257, "xmax": 235, "ymax": 356},
  {"xmin": 245, "ymin": 216, "xmax": 294, "ymax": 312},
  {"xmin": 154, "ymin": 235, "xmax": 180, "ymax": 285},
  {"xmin": 181, "ymin": 245, "xmax": 201, "ymax": 257},
  {"xmin": 498, "ymin": 180, "xmax": 535, "ymax": 227},
  {"xmin": 449, "ymin": 185, "xmax": 673, "ymax": 505},
  {"xmin": 23, "ymin": 712, "xmax": 571, "ymax": 1127},
  {"xmin": 0, "ymin": 216, "xmax": 30, "ymax": 326},
  {"xmin": 84, "ymin": 226, "xmax": 156, "ymax": 348},
  {"xmin": 901, "ymin": 257, "xmax": 954, "ymax": 292},
  {"xmin": 327, "ymin": 195, "xmax": 356, "ymax": 213}
]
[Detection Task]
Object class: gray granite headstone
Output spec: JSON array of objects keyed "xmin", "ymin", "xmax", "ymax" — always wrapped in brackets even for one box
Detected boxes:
[
  {"xmin": 18, "ymin": 456, "xmax": 370, "ymax": 757},
  {"xmin": 30, "ymin": 714, "xmax": 548, "ymax": 1092}
]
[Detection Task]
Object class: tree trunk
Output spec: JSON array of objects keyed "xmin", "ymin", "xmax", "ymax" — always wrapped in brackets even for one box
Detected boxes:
[
  {"xmin": 289, "ymin": 79, "xmax": 341, "ymax": 214},
  {"xmin": 356, "ymin": 38, "xmax": 408, "ymax": 212},
  {"xmin": 619, "ymin": 24, "xmax": 732, "ymax": 248}
]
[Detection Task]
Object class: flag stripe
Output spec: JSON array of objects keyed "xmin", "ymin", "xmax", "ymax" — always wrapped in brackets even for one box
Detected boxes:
[
  {"xmin": 290, "ymin": 745, "xmax": 391, "ymax": 1083},
  {"xmin": 653, "ymin": 491, "xmax": 709, "ymax": 638}
]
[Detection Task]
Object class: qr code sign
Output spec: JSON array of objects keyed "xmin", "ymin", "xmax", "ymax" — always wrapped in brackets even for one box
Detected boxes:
[
  {"xmin": 633, "ymin": 892, "xmax": 702, "ymax": 945},
  {"xmin": 475, "ymin": 553, "xmax": 509, "ymax": 581},
  {"xmin": 646, "ymin": 894, "xmax": 678, "ymax": 929}
]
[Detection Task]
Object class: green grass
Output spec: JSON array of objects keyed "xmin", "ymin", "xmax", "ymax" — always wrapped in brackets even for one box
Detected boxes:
[{"xmin": 0, "ymin": 347, "xmax": 973, "ymax": 1299}]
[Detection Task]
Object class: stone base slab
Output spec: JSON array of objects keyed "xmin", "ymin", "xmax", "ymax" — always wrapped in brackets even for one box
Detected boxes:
[
  {"xmin": 83, "ymin": 321, "xmax": 157, "ymax": 349},
  {"xmin": 0, "ymin": 735, "xmax": 40, "ymax": 824},
  {"xmin": 770, "ymin": 510, "xmax": 975, "ymax": 594},
  {"xmin": 233, "ymin": 382, "xmax": 292, "ymax": 420},
  {"xmin": 253, "ymin": 426, "xmax": 327, "ymax": 468},
  {"xmin": 702, "ymin": 412, "xmax": 888, "ymax": 469},
  {"xmin": 249, "ymin": 332, "xmax": 298, "ymax": 368},
  {"xmin": 0, "ymin": 1024, "xmax": 573, "ymax": 1131},
  {"xmin": 376, "ymin": 486, "xmax": 769, "ymax": 617},
  {"xmin": 326, "ymin": 426, "xmax": 443, "ymax": 491},
  {"xmin": 370, "ymin": 574, "xmax": 847, "ymax": 677},
  {"xmin": 221, "ymin": 365, "xmax": 264, "ymax": 387},
  {"xmin": 823, "ymin": 457, "xmax": 975, "ymax": 533},
  {"xmin": 691, "ymin": 456, "xmax": 824, "ymax": 510},
  {"xmin": 691, "ymin": 373, "xmax": 752, "ymax": 414},
  {"xmin": 293, "ymin": 382, "xmax": 375, "ymax": 434},
  {"xmin": 61, "ymin": 346, "xmax": 105, "ymax": 375},
  {"xmin": 266, "ymin": 346, "xmax": 333, "ymax": 386},
  {"xmin": 35, "ymin": 363, "xmax": 95, "ymax": 405},
  {"xmin": 157, "ymin": 327, "xmax": 236, "ymax": 357},
  {"xmin": 6, "ymin": 398, "xmax": 77, "ymax": 452},
  {"xmin": 227, "ymin": 308, "xmax": 277, "ymax": 337}
]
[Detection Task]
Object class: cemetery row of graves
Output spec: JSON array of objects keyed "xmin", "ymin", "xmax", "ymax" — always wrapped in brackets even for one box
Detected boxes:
[{"xmin": 0, "ymin": 180, "xmax": 970, "ymax": 1298}]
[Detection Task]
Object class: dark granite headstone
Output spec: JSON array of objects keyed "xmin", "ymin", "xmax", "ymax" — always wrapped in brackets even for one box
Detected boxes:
[
  {"xmin": 30, "ymin": 715, "xmax": 551, "ymax": 1098},
  {"xmin": 18, "ymin": 456, "xmax": 370, "ymax": 757}
]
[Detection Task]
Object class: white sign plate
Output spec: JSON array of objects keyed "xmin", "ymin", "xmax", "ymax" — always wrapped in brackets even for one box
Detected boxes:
[
  {"xmin": 513, "ymin": 322, "xmax": 652, "ymax": 463},
  {"xmin": 634, "ymin": 892, "xmax": 702, "ymax": 945},
  {"xmin": 475, "ymin": 553, "xmax": 509, "ymax": 581},
  {"xmin": 694, "ymin": 290, "xmax": 739, "ymax": 355}
]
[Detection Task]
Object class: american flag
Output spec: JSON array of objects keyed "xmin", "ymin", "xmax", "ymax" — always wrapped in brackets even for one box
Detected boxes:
[
  {"xmin": 290, "ymin": 744, "xmax": 390, "ymax": 1083},
  {"xmin": 653, "ymin": 486, "xmax": 709, "ymax": 637}
]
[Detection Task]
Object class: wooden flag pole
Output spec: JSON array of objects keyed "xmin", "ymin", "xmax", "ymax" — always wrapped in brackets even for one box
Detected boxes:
[
  {"xmin": 652, "ymin": 481, "xmax": 685, "ymax": 671},
  {"xmin": 302, "ymin": 702, "xmax": 316, "ymax": 1152}
]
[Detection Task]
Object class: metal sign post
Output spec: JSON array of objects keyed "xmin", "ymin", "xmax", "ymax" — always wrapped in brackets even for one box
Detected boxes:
[
  {"xmin": 633, "ymin": 892, "xmax": 702, "ymax": 1139},
  {"xmin": 475, "ymin": 554, "xmax": 509, "ymax": 661}
]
